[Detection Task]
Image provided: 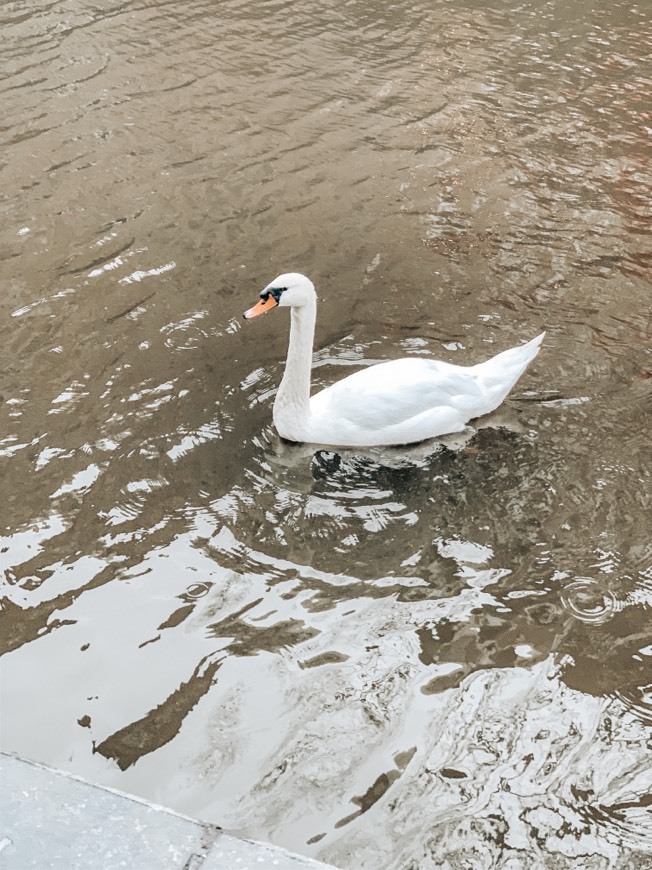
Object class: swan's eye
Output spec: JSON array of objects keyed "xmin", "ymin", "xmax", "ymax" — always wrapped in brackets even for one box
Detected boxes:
[{"xmin": 261, "ymin": 286, "xmax": 287, "ymax": 303}]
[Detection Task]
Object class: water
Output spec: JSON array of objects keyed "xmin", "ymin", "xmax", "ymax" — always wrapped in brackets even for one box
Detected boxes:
[{"xmin": 1, "ymin": 0, "xmax": 651, "ymax": 867}]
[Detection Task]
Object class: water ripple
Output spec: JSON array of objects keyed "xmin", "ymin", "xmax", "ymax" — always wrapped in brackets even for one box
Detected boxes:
[
  {"xmin": 612, "ymin": 684, "xmax": 652, "ymax": 728},
  {"xmin": 1, "ymin": 0, "xmax": 650, "ymax": 867},
  {"xmin": 560, "ymin": 578, "xmax": 619, "ymax": 625}
]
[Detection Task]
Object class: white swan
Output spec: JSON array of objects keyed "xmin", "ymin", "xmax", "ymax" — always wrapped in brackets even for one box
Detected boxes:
[{"xmin": 244, "ymin": 273, "xmax": 544, "ymax": 447}]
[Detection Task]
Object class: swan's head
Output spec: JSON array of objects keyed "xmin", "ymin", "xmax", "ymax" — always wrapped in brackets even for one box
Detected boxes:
[{"xmin": 243, "ymin": 273, "xmax": 315, "ymax": 319}]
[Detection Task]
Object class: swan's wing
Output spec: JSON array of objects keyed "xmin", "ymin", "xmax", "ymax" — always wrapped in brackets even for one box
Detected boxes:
[{"xmin": 310, "ymin": 357, "xmax": 483, "ymax": 430}]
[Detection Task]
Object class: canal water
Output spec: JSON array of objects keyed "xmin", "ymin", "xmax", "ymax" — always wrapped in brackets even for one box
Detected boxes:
[{"xmin": 1, "ymin": 0, "xmax": 650, "ymax": 867}]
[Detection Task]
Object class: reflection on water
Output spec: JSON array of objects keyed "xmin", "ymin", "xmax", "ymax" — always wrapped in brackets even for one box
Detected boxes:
[{"xmin": 1, "ymin": 0, "xmax": 651, "ymax": 866}]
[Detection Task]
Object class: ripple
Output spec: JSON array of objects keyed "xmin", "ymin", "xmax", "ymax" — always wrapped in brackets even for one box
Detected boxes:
[
  {"xmin": 162, "ymin": 313, "xmax": 209, "ymax": 351},
  {"xmin": 185, "ymin": 582, "xmax": 212, "ymax": 600},
  {"xmin": 612, "ymin": 684, "xmax": 652, "ymax": 727},
  {"xmin": 105, "ymin": 501, "xmax": 146, "ymax": 526},
  {"xmin": 163, "ymin": 324, "xmax": 208, "ymax": 352},
  {"xmin": 560, "ymin": 578, "xmax": 619, "ymax": 624},
  {"xmin": 584, "ymin": 789, "xmax": 652, "ymax": 852}
]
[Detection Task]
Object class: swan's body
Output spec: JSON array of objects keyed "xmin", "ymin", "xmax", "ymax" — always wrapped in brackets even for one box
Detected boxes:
[{"xmin": 244, "ymin": 273, "xmax": 544, "ymax": 447}]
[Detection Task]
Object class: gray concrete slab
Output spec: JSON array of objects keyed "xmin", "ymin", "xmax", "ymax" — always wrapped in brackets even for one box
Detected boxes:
[{"xmin": 0, "ymin": 752, "xmax": 337, "ymax": 869}]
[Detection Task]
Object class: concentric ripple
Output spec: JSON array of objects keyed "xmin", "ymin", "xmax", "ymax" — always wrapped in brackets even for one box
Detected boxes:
[
  {"xmin": 613, "ymin": 684, "xmax": 652, "ymax": 727},
  {"xmin": 560, "ymin": 578, "xmax": 619, "ymax": 625},
  {"xmin": 162, "ymin": 314, "xmax": 209, "ymax": 351}
]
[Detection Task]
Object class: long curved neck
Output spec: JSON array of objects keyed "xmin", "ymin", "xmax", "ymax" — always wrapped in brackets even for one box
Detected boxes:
[{"xmin": 273, "ymin": 299, "xmax": 316, "ymax": 436}]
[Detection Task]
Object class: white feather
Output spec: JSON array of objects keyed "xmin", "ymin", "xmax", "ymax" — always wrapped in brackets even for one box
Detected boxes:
[{"xmin": 245, "ymin": 273, "xmax": 544, "ymax": 447}]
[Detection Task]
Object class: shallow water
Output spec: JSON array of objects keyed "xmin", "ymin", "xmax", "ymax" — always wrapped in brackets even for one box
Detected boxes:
[{"xmin": 1, "ymin": 0, "xmax": 651, "ymax": 867}]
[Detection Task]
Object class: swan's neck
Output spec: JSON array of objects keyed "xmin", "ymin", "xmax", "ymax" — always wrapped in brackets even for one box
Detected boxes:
[{"xmin": 273, "ymin": 300, "xmax": 316, "ymax": 439}]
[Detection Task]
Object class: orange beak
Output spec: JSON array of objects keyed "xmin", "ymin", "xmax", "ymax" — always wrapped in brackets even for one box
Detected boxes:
[{"xmin": 243, "ymin": 295, "xmax": 278, "ymax": 319}]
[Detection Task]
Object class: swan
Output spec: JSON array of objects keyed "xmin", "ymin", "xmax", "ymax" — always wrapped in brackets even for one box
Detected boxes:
[{"xmin": 243, "ymin": 273, "xmax": 544, "ymax": 447}]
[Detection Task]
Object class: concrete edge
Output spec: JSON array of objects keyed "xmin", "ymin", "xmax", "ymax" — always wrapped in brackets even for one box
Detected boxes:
[{"xmin": 0, "ymin": 750, "xmax": 338, "ymax": 869}]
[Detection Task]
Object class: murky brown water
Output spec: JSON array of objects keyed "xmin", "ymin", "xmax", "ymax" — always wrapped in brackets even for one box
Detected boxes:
[{"xmin": 1, "ymin": 0, "xmax": 651, "ymax": 866}]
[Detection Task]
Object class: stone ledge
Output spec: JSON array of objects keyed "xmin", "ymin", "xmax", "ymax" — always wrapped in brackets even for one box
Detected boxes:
[{"xmin": 0, "ymin": 752, "xmax": 337, "ymax": 870}]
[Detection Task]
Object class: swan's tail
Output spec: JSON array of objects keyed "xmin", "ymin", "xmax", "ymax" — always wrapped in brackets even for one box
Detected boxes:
[{"xmin": 471, "ymin": 331, "xmax": 545, "ymax": 415}]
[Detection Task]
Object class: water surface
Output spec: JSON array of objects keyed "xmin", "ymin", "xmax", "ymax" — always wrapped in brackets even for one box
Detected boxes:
[{"xmin": 1, "ymin": 1, "xmax": 651, "ymax": 867}]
